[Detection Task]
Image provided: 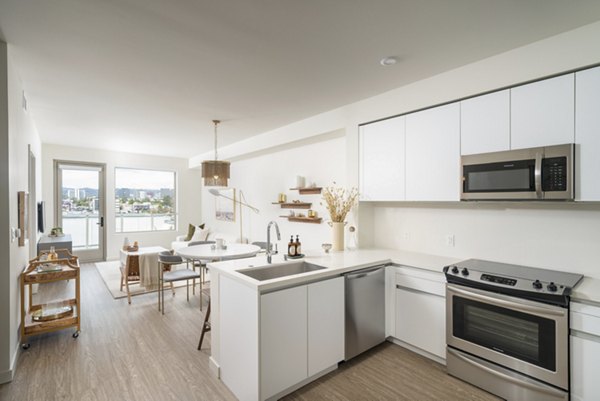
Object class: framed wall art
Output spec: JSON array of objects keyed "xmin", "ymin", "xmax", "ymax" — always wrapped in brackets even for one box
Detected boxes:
[
  {"xmin": 215, "ymin": 188, "xmax": 236, "ymax": 222},
  {"xmin": 18, "ymin": 191, "xmax": 28, "ymax": 246}
]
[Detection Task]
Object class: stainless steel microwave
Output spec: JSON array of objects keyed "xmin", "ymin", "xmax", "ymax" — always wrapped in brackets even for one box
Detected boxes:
[{"xmin": 461, "ymin": 144, "xmax": 574, "ymax": 201}]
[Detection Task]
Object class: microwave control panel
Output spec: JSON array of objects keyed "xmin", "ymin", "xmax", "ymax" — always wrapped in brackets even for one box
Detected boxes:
[{"xmin": 542, "ymin": 157, "xmax": 567, "ymax": 192}]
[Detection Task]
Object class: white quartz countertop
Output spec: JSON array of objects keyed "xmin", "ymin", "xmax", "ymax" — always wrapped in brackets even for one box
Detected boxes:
[
  {"xmin": 208, "ymin": 248, "xmax": 461, "ymax": 292},
  {"xmin": 208, "ymin": 247, "xmax": 600, "ymax": 302},
  {"xmin": 572, "ymin": 276, "xmax": 600, "ymax": 305}
]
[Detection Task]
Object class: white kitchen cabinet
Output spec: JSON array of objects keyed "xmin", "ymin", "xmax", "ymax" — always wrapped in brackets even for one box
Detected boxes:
[
  {"xmin": 570, "ymin": 302, "xmax": 600, "ymax": 401},
  {"xmin": 261, "ymin": 285, "xmax": 308, "ymax": 399},
  {"xmin": 307, "ymin": 277, "xmax": 344, "ymax": 377},
  {"xmin": 394, "ymin": 268, "xmax": 446, "ymax": 360},
  {"xmin": 359, "ymin": 116, "xmax": 406, "ymax": 201},
  {"xmin": 510, "ymin": 74, "xmax": 575, "ymax": 149},
  {"xmin": 405, "ymin": 103, "xmax": 460, "ymax": 201},
  {"xmin": 260, "ymin": 277, "xmax": 344, "ymax": 400},
  {"xmin": 575, "ymin": 66, "xmax": 600, "ymax": 201},
  {"xmin": 460, "ymin": 90, "xmax": 510, "ymax": 155}
]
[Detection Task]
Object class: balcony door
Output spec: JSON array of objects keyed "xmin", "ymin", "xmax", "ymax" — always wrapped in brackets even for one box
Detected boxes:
[{"xmin": 55, "ymin": 161, "xmax": 106, "ymax": 262}]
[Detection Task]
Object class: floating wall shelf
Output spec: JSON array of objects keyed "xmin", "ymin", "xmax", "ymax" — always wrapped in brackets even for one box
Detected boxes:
[
  {"xmin": 279, "ymin": 216, "xmax": 323, "ymax": 224},
  {"xmin": 272, "ymin": 202, "xmax": 311, "ymax": 209},
  {"xmin": 289, "ymin": 187, "xmax": 322, "ymax": 195}
]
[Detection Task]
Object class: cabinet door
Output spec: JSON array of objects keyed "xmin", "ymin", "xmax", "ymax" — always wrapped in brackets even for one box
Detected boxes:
[
  {"xmin": 571, "ymin": 335, "xmax": 600, "ymax": 401},
  {"xmin": 405, "ymin": 103, "xmax": 460, "ymax": 201},
  {"xmin": 359, "ymin": 116, "xmax": 406, "ymax": 201},
  {"xmin": 261, "ymin": 286, "xmax": 308, "ymax": 399},
  {"xmin": 575, "ymin": 67, "xmax": 600, "ymax": 201},
  {"xmin": 395, "ymin": 287, "xmax": 446, "ymax": 359},
  {"xmin": 460, "ymin": 90, "xmax": 510, "ymax": 155},
  {"xmin": 308, "ymin": 277, "xmax": 344, "ymax": 377},
  {"xmin": 510, "ymin": 74, "xmax": 575, "ymax": 149}
]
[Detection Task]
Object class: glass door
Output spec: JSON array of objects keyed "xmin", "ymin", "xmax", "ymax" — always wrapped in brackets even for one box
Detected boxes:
[{"xmin": 55, "ymin": 161, "xmax": 106, "ymax": 262}]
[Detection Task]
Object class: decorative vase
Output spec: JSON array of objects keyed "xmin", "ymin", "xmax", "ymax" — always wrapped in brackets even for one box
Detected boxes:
[{"xmin": 332, "ymin": 222, "xmax": 345, "ymax": 251}]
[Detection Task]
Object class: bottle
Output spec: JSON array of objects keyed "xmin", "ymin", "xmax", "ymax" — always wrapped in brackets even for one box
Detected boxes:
[
  {"xmin": 295, "ymin": 235, "xmax": 302, "ymax": 256},
  {"xmin": 288, "ymin": 236, "xmax": 296, "ymax": 257},
  {"xmin": 48, "ymin": 246, "xmax": 58, "ymax": 261}
]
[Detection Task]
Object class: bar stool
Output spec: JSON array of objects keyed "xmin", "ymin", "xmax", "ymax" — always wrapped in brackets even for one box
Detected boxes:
[{"xmin": 158, "ymin": 250, "xmax": 201, "ymax": 315}]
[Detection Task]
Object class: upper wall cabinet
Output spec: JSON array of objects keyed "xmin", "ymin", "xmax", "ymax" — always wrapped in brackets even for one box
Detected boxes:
[
  {"xmin": 510, "ymin": 74, "xmax": 575, "ymax": 149},
  {"xmin": 575, "ymin": 66, "xmax": 600, "ymax": 201},
  {"xmin": 460, "ymin": 90, "xmax": 510, "ymax": 155},
  {"xmin": 359, "ymin": 116, "xmax": 406, "ymax": 201},
  {"xmin": 406, "ymin": 103, "xmax": 460, "ymax": 201}
]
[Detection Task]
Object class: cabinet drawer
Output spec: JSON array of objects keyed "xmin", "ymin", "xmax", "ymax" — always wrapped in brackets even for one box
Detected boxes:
[
  {"xmin": 571, "ymin": 302, "xmax": 600, "ymax": 337},
  {"xmin": 395, "ymin": 273, "xmax": 444, "ymax": 297}
]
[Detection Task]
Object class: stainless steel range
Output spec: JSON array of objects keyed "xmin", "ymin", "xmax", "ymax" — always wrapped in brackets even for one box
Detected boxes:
[{"xmin": 443, "ymin": 259, "xmax": 583, "ymax": 401}]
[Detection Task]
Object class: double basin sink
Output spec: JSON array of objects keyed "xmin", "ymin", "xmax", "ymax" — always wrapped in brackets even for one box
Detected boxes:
[{"xmin": 239, "ymin": 261, "xmax": 325, "ymax": 281}]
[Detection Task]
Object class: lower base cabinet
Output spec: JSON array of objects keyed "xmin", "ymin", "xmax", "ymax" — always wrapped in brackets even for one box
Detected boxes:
[
  {"xmin": 570, "ymin": 302, "xmax": 600, "ymax": 401},
  {"xmin": 260, "ymin": 277, "xmax": 344, "ymax": 400}
]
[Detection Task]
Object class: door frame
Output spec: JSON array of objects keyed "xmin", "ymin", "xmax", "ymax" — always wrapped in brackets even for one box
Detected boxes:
[{"xmin": 54, "ymin": 160, "xmax": 107, "ymax": 262}]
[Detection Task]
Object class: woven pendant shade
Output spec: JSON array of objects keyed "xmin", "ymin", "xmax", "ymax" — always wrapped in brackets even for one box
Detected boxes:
[
  {"xmin": 201, "ymin": 160, "xmax": 230, "ymax": 187},
  {"xmin": 201, "ymin": 120, "xmax": 230, "ymax": 187}
]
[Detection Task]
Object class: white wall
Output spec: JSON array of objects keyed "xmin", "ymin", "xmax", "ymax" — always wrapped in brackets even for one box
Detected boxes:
[
  {"xmin": 195, "ymin": 20, "xmax": 600, "ymax": 279},
  {"xmin": 42, "ymin": 144, "xmax": 202, "ymax": 260},
  {"xmin": 1, "ymin": 42, "xmax": 43, "ymax": 383},
  {"xmin": 371, "ymin": 203, "xmax": 600, "ymax": 278},
  {"xmin": 201, "ymin": 132, "xmax": 346, "ymax": 251}
]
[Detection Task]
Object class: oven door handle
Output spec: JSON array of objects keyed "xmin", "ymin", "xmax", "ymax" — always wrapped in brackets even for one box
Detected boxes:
[
  {"xmin": 447, "ymin": 285, "xmax": 565, "ymax": 317},
  {"xmin": 447, "ymin": 348, "xmax": 567, "ymax": 399},
  {"xmin": 534, "ymin": 152, "xmax": 543, "ymax": 199}
]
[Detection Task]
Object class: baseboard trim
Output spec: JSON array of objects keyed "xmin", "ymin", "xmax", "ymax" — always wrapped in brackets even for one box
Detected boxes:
[
  {"xmin": 0, "ymin": 343, "xmax": 20, "ymax": 384},
  {"xmin": 387, "ymin": 337, "xmax": 446, "ymax": 366}
]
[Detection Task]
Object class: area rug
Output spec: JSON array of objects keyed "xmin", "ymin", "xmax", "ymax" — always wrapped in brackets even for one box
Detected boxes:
[{"xmin": 95, "ymin": 260, "xmax": 204, "ymax": 300}]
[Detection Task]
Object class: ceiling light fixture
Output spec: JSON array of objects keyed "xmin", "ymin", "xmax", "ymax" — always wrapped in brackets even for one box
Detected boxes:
[
  {"xmin": 380, "ymin": 56, "xmax": 398, "ymax": 66},
  {"xmin": 201, "ymin": 120, "xmax": 230, "ymax": 187}
]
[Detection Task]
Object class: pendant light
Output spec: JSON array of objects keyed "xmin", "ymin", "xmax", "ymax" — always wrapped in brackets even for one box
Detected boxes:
[{"xmin": 201, "ymin": 120, "xmax": 230, "ymax": 187}]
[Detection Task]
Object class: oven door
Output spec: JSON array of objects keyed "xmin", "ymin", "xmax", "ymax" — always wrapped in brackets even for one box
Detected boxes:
[{"xmin": 446, "ymin": 284, "xmax": 568, "ymax": 390}]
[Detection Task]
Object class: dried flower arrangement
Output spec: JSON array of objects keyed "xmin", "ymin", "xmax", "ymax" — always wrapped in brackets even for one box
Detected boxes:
[{"xmin": 321, "ymin": 183, "xmax": 359, "ymax": 223}]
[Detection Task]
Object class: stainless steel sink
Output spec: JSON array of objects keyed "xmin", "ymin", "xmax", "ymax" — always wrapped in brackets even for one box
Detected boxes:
[{"xmin": 239, "ymin": 262, "xmax": 326, "ymax": 281}]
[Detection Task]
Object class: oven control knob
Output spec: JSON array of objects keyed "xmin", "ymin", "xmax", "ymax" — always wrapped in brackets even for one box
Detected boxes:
[
  {"xmin": 451, "ymin": 266, "xmax": 459, "ymax": 274},
  {"xmin": 547, "ymin": 282, "xmax": 558, "ymax": 292},
  {"xmin": 461, "ymin": 268, "xmax": 469, "ymax": 276},
  {"xmin": 533, "ymin": 280, "xmax": 543, "ymax": 289}
]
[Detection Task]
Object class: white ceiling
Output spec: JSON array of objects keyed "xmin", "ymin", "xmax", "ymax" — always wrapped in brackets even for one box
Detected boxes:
[{"xmin": 2, "ymin": 1, "xmax": 600, "ymax": 158}]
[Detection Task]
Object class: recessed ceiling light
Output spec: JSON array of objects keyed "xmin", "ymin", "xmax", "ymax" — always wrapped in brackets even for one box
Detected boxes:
[{"xmin": 380, "ymin": 56, "xmax": 398, "ymax": 66}]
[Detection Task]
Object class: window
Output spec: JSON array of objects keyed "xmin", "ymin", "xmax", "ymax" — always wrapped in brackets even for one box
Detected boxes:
[{"xmin": 115, "ymin": 168, "xmax": 176, "ymax": 232}]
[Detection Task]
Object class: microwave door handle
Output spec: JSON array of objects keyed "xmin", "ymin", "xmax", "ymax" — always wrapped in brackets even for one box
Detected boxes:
[{"xmin": 534, "ymin": 152, "xmax": 543, "ymax": 199}]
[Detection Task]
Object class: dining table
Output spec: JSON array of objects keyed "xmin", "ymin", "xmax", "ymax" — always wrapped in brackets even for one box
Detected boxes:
[
  {"xmin": 175, "ymin": 243, "xmax": 261, "ymax": 350},
  {"xmin": 176, "ymin": 243, "xmax": 261, "ymax": 263}
]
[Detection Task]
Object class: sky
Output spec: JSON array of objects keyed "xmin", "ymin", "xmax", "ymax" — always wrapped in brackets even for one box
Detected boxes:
[{"xmin": 61, "ymin": 167, "xmax": 175, "ymax": 189}]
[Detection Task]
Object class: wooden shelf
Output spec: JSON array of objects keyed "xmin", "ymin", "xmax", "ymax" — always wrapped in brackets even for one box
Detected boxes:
[
  {"xmin": 289, "ymin": 187, "xmax": 322, "ymax": 195},
  {"xmin": 280, "ymin": 216, "xmax": 322, "ymax": 224},
  {"xmin": 272, "ymin": 202, "xmax": 311, "ymax": 209},
  {"xmin": 24, "ymin": 303, "xmax": 78, "ymax": 336}
]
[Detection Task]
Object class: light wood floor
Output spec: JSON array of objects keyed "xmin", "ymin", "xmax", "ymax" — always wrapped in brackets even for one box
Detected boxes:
[{"xmin": 0, "ymin": 264, "xmax": 500, "ymax": 401}]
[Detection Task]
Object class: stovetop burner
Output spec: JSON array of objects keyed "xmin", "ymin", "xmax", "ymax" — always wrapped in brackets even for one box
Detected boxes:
[{"xmin": 443, "ymin": 259, "xmax": 583, "ymax": 306}]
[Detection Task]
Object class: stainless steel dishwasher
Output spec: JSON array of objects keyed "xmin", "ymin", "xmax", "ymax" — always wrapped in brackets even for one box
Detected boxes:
[{"xmin": 344, "ymin": 265, "xmax": 386, "ymax": 360}]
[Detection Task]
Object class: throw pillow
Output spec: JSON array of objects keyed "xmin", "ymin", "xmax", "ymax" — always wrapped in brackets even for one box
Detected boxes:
[
  {"xmin": 190, "ymin": 228, "xmax": 210, "ymax": 242},
  {"xmin": 184, "ymin": 223, "xmax": 206, "ymax": 241}
]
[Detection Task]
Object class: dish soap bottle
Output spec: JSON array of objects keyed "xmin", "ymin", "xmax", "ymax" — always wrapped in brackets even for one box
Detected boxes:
[
  {"xmin": 295, "ymin": 235, "xmax": 302, "ymax": 256},
  {"xmin": 288, "ymin": 236, "xmax": 296, "ymax": 257}
]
